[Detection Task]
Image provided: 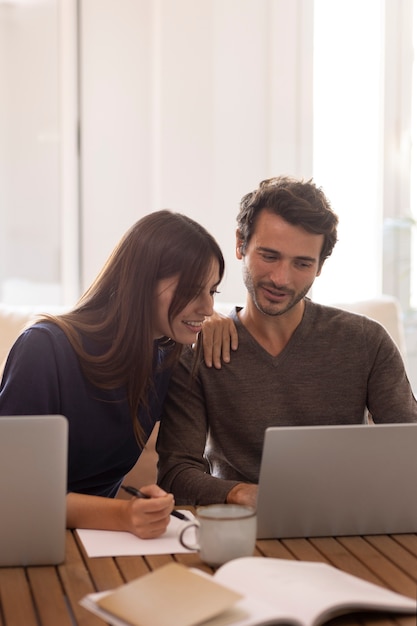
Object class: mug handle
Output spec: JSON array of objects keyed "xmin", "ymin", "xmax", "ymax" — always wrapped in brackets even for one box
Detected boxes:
[{"xmin": 179, "ymin": 521, "xmax": 200, "ymax": 551}]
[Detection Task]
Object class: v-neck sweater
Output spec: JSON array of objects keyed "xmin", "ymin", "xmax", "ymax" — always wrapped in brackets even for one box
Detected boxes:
[{"xmin": 157, "ymin": 299, "xmax": 417, "ymax": 505}]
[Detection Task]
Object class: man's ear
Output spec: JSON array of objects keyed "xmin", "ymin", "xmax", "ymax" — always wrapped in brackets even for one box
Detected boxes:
[{"xmin": 236, "ymin": 230, "xmax": 244, "ymax": 259}]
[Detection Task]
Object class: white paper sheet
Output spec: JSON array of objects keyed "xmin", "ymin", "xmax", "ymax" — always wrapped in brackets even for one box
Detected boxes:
[{"xmin": 76, "ymin": 510, "xmax": 196, "ymax": 557}]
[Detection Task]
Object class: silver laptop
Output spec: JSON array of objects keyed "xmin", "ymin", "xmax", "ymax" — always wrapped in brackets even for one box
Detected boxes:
[
  {"xmin": 0, "ymin": 415, "xmax": 68, "ymax": 566},
  {"xmin": 256, "ymin": 423, "xmax": 417, "ymax": 539}
]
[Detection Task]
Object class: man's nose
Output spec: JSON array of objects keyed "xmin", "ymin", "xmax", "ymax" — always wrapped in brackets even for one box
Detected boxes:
[{"xmin": 270, "ymin": 261, "xmax": 291, "ymax": 285}]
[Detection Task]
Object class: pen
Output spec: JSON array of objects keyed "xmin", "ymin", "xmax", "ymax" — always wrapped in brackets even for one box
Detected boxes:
[{"xmin": 121, "ymin": 484, "xmax": 191, "ymax": 521}]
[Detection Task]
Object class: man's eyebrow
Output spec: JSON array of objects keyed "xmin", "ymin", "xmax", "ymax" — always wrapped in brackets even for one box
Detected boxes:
[
  {"xmin": 294, "ymin": 255, "xmax": 317, "ymax": 263},
  {"xmin": 256, "ymin": 246, "xmax": 317, "ymax": 262},
  {"xmin": 256, "ymin": 246, "xmax": 279, "ymax": 255}
]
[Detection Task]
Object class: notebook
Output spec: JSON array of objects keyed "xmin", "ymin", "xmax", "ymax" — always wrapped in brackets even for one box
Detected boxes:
[
  {"xmin": 256, "ymin": 423, "xmax": 417, "ymax": 539},
  {"xmin": 0, "ymin": 414, "xmax": 68, "ymax": 566}
]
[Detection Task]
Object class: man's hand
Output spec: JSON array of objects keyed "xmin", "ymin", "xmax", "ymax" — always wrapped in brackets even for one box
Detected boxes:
[
  {"xmin": 201, "ymin": 310, "xmax": 238, "ymax": 369},
  {"xmin": 226, "ymin": 483, "xmax": 257, "ymax": 509}
]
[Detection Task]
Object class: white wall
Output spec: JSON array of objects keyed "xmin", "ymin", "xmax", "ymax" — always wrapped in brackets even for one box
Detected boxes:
[
  {"xmin": 1, "ymin": 0, "xmax": 416, "ymax": 390},
  {"xmin": 80, "ymin": 0, "xmax": 313, "ymax": 303},
  {"xmin": 0, "ymin": 1, "xmax": 61, "ymax": 302}
]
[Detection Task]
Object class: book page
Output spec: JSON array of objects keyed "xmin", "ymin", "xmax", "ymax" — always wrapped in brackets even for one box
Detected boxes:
[
  {"xmin": 213, "ymin": 557, "xmax": 417, "ymax": 626},
  {"xmin": 80, "ymin": 558, "xmax": 416, "ymax": 626}
]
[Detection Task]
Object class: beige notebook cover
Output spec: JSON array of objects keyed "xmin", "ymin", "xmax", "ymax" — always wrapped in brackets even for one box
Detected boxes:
[{"xmin": 97, "ymin": 562, "xmax": 242, "ymax": 626}]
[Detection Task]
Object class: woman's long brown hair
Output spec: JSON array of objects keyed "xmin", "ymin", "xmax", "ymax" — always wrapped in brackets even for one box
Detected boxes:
[{"xmin": 39, "ymin": 210, "xmax": 224, "ymax": 445}]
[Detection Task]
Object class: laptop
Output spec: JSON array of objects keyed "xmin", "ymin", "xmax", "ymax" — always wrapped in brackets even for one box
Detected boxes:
[
  {"xmin": 256, "ymin": 423, "xmax": 417, "ymax": 539},
  {"xmin": 0, "ymin": 414, "xmax": 68, "ymax": 566}
]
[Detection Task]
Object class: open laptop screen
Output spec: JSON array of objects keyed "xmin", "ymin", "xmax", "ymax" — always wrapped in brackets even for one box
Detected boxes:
[
  {"xmin": 0, "ymin": 414, "xmax": 68, "ymax": 566},
  {"xmin": 256, "ymin": 423, "xmax": 417, "ymax": 539}
]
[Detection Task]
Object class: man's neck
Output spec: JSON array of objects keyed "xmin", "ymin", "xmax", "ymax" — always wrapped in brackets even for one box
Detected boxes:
[{"xmin": 238, "ymin": 298, "xmax": 306, "ymax": 357}]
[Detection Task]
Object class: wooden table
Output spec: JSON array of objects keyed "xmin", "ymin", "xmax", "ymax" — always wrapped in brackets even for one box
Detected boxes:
[{"xmin": 0, "ymin": 530, "xmax": 416, "ymax": 626}]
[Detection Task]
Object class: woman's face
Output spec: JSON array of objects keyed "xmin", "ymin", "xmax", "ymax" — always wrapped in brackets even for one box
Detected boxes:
[{"xmin": 152, "ymin": 259, "xmax": 221, "ymax": 344}]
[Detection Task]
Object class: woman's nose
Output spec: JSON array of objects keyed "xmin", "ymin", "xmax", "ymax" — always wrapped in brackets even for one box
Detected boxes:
[{"xmin": 197, "ymin": 292, "xmax": 214, "ymax": 316}]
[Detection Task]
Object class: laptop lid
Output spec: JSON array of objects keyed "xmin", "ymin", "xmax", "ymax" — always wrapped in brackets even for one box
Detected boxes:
[
  {"xmin": 0, "ymin": 414, "xmax": 68, "ymax": 566},
  {"xmin": 256, "ymin": 423, "xmax": 417, "ymax": 539}
]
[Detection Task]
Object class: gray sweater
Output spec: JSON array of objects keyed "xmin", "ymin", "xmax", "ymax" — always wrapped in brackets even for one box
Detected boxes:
[{"xmin": 157, "ymin": 300, "xmax": 417, "ymax": 504}]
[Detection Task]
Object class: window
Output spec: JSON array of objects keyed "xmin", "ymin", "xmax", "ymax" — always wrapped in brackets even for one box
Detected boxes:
[
  {"xmin": 312, "ymin": 0, "xmax": 416, "ymax": 315},
  {"xmin": 410, "ymin": 2, "xmax": 417, "ymax": 310},
  {"xmin": 312, "ymin": 0, "xmax": 383, "ymax": 304},
  {"xmin": 0, "ymin": 0, "xmax": 78, "ymax": 307}
]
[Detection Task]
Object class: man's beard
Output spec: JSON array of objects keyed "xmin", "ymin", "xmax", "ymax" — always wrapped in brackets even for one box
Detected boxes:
[{"xmin": 243, "ymin": 268, "xmax": 313, "ymax": 317}]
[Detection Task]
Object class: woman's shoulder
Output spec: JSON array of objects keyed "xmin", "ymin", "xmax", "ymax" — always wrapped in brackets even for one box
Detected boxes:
[
  {"xmin": 15, "ymin": 320, "xmax": 73, "ymax": 354},
  {"xmin": 22, "ymin": 319, "xmax": 67, "ymax": 339},
  {"xmin": 1, "ymin": 321, "xmax": 78, "ymax": 383}
]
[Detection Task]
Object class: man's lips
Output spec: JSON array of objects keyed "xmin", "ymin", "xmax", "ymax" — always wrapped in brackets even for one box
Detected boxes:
[{"xmin": 261, "ymin": 285, "xmax": 293, "ymax": 301}]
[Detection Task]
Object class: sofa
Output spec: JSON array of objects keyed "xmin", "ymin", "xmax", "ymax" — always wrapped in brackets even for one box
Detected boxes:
[
  {"xmin": 1, "ymin": 296, "xmax": 407, "ymax": 371},
  {"xmin": 0, "ymin": 296, "xmax": 408, "ymax": 490},
  {"xmin": 0, "ymin": 304, "xmax": 66, "ymax": 373}
]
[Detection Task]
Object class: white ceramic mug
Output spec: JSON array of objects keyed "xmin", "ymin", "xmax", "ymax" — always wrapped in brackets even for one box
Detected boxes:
[{"xmin": 179, "ymin": 504, "xmax": 257, "ymax": 567}]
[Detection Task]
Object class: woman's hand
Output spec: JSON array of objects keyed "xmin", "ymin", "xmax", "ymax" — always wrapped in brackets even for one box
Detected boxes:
[
  {"xmin": 66, "ymin": 484, "xmax": 175, "ymax": 539},
  {"xmin": 124, "ymin": 484, "xmax": 174, "ymax": 539},
  {"xmin": 201, "ymin": 310, "xmax": 238, "ymax": 369}
]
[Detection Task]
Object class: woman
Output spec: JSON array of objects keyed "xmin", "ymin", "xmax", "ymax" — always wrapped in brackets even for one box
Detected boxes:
[{"xmin": 0, "ymin": 210, "xmax": 224, "ymax": 538}]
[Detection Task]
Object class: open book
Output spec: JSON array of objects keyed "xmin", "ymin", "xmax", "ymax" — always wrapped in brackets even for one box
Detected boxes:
[{"xmin": 80, "ymin": 557, "xmax": 417, "ymax": 626}]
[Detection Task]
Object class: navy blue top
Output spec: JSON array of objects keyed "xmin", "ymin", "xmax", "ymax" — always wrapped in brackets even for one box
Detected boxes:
[{"xmin": 0, "ymin": 322, "xmax": 172, "ymax": 497}]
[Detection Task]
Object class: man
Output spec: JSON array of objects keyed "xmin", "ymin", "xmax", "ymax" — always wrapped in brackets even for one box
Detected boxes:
[{"xmin": 156, "ymin": 176, "xmax": 417, "ymax": 508}]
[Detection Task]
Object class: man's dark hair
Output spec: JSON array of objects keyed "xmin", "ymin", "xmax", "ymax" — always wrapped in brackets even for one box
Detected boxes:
[{"xmin": 237, "ymin": 176, "xmax": 339, "ymax": 267}]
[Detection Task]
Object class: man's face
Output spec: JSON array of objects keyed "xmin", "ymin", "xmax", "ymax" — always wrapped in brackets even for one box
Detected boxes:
[{"xmin": 237, "ymin": 210, "xmax": 324, "ymax": 317}]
